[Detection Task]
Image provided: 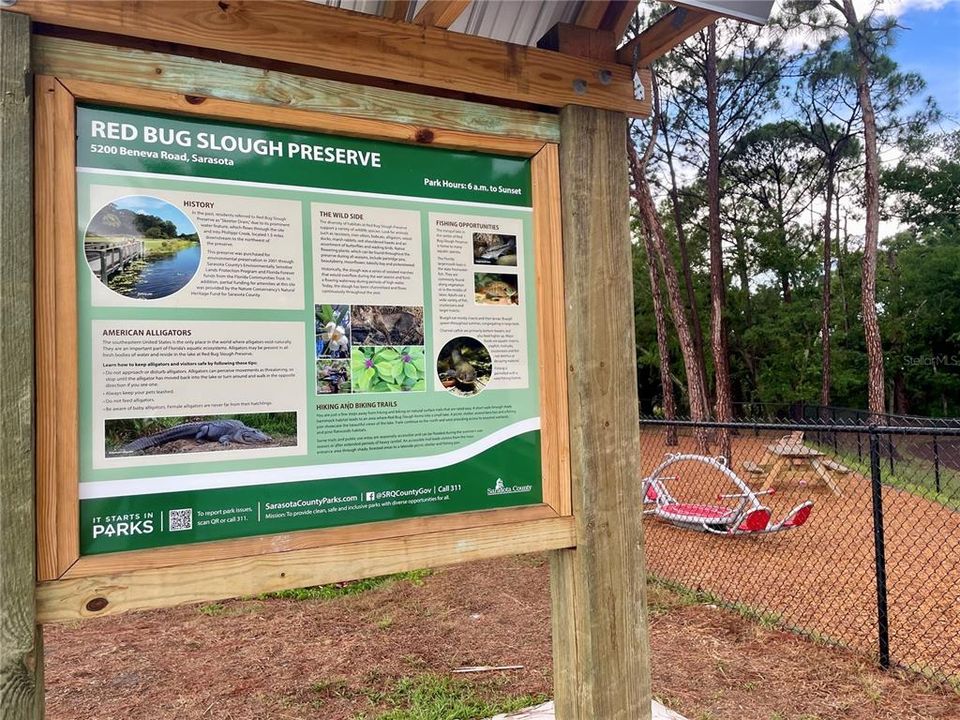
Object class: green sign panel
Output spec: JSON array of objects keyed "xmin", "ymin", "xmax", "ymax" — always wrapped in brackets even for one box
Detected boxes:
[{"xmin": 76, "ymin": 105, "xmax": 541, "ymax": 555}]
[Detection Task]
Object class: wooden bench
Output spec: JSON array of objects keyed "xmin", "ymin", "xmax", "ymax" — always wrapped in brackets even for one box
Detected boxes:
[{"xmin": 820, "ymin": 458, "xmax": 851, "ymax": 474}]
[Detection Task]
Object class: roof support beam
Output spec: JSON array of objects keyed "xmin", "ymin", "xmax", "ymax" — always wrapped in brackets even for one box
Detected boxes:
[
  {"xmin": 4, "ymin": 0, "xmax": 648, "ymax": 115},
  {"xmin": 413, "ymin": 0, "xmax": 470, "ymax": 29},
  {"xmin": 575, "ymin": 1, "xmax": 638, "ymax": 37},
  {"xmin": 382, "ymin": 0, "xmax": 412, "ymax": 21},
  {"xmin": 607, "ymin": 1, "xmax": 640, "ymax": 39},
  {"xmin": 575, "ymin": 0, "xmax": 611, "ymax": 29},
  {"xmin": 616, "ymin": 6, "xmax": 718, "ymax": 67}
]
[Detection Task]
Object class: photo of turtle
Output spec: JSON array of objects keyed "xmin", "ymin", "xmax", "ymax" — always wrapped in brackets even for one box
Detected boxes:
[{"xmin": 437, "ymin": 336, "xmax": 492, "ymax": 397}]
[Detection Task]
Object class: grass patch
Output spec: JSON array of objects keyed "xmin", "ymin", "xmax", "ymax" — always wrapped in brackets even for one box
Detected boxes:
[
  {"xmin": 142, "ymin": 237, "xmax": 199, "ymax": 255},
  {"xmin": 648, "ymin": 574, "xmax": 851, "ymax": 652},
  {"xmin": 354, "ymin": 673, "xmax": 546, "ymax": 720},
  {"xmin": 811, "ymin": 441, "xmax": 960, "ymax": 509},
  {"xmin": 262, "ymin": 569, "xmax": 431, "ymax": 601}
]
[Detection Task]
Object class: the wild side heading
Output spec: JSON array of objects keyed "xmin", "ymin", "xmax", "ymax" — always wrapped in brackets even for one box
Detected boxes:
[{"xmin": 89, "ymin": 119, "xmax": 383, "ymax": 167}]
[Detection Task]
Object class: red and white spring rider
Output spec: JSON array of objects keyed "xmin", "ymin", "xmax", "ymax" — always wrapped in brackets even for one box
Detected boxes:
[{"xmin": 642, "ymin": 454, "xmax": 813, "ymax": 535}]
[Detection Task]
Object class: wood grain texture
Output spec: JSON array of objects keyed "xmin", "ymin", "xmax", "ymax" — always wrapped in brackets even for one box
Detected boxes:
[
  {"xmin": 412, "ymin": 0, "xmax": 469, "ymax": 28},
  {"xmin": 63, "ymin": 505, "xmax": 561, "ymax": 579},
  {"xmin": 33, "ymin": 36, "xmax": 560, "ymax": 144},
  {"xmin": 576, "ymin": 1, "xmax": 638, "ymax": 38},
  {"xmin": 38, "ymin": 516, "xmax": 576, "ymax": 623},
  {"xmin": 34, "ymin": 73, "xmax": 562, "ymax": 586},
  {"xmin": 0, "ymin": 11, "xmax": 44, "ymax": 718},
  {"xmin": 606, "ymin": 1, "xmax": 640, "ymax": 39},
  {"xmin": 537, "ymin": 23, "xmax": 617, "ymax": 63},
  {"xmin": 60, "ymin": 76, "xmax": 544, "ymax": 157},
  {"xmin": 616, "ymin": 7, "xmax": 718, "ymax": 67},
  {"xmin": 550, "ymin": 106, "xmax": 651, "ymax": 719},
  {"xmin": 575, "ymin": 0, "xmax": 611, "ymax": 29},
  {"xmin": 532, "ymin": 144, "xmax": 572, "ymax": 517},
  {"xmin": 35, "ymin": 76, "xmax": 79, "ymax": 582},
  {"xmin": 383, "ymin": 0, "xmax": 412, "ymax": 21},
  {"xmin": 7, "ymin": 0, "xmax": 648, "ymax": 115}
]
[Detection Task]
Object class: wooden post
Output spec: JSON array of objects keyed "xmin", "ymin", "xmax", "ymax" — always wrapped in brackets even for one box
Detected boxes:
[
  {"xmin": 551, "ymin": 105, "xmax": 651, "ymax": 719},
  {"xmin": 0, "ymin": 10, "xmax": 43, "ymax": 719}
]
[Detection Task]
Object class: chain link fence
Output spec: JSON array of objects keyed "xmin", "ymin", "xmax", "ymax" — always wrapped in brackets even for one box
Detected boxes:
[{"xmin": 639, "ymin": 417, "xmax": 960, "ymax": 688}]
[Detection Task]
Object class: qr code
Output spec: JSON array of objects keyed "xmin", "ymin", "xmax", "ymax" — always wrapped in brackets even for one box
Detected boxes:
[{"xmin": 168, "ymin": 508, "xmax": 193, "ymax": 532}]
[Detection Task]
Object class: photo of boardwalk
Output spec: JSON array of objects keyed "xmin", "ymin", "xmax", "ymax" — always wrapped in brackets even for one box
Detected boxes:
[{"xmin": 84, "ymin": 195, "xmax": 201, "ymax": 299}]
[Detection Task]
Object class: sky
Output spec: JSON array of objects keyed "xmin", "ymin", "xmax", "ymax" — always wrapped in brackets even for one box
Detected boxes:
[
  {"xmin": 771, "ymin": 0, "xmax": 960, "ymax": 119},
  {"xmin": 886, "ymin": 0, "xmax": 960, "ymax": 121},
  {"xmin": 111, "ymin": 195, "xmax": 196, "ymax": 235}
]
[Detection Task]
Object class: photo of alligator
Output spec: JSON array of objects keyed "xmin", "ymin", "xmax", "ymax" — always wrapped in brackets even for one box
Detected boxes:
[{"xmin": 105, "ymin": 413, "xmax": 297, "ymax": 457}]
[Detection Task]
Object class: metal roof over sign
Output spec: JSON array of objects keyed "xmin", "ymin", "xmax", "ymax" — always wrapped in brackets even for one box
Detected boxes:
[{"xmin": 673, "ymin": 0, "xmax": 775, "ymax": 24}]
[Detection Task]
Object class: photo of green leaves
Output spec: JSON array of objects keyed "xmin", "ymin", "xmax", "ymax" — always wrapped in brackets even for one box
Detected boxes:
[{"xmin": 350, "ymin": 346, "xmax": 426, "ymax": 393}]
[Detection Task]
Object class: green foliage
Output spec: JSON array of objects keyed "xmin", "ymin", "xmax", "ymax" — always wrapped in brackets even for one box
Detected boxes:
[
  {"xmin": 632, "ymin": 7, "xmax": 952, "ymax": 418},
  {"xmin": 352, "ymin": 346, "xmax": 426, "ymax": 393},
  {"xmin": 261, "ymin": 570, "xmax": 431, "ymax": 601},
  {"xmin": 357, "ymin": 674, "xmax": 547, "ymax": 720},
  {"xmin": 198, "ymin": 602, "xmax": 226, "ymax": 616},
  {"xmin": 318, "ymin": 304, "xmax": 335, "ymax": 325}
]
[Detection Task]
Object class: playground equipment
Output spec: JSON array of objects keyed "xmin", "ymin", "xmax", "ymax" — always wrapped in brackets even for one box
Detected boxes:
[{"xmin": 642, "ymin": 453, "xmax": 813, "ymax": 535}]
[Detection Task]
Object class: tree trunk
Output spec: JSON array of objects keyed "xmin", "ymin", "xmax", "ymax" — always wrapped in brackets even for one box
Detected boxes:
[
  {"xmin": 821, "ymin": 166, "xmax": 835, "ymax": 410},
  {"xmin": 706, "ymin": 23, "xmax": 732, "ymax": 459},
  {"xmin": 660, "ymin": 98, "xmax": 709, "ymax": 398},
  {"xmin": 842, "ymin": 0, "xmax": 886, "ymax": 421},
  {"xmin": 779, "ymin": 270, "xmax": 793, "ymax": 304},
  {"xmin": 641, "ymin": 230, "xmax": 678, "ymax": 445},
  {"xmin": 893, "ymin": 371, "xmax": 909, "ymax": 416},
  {"xmin": 733, "ymin": 225, "xmax": 752, "ymax": 325},
  {"xmin": 837, "ymin": 199, "xmax": 850, "ymax": 334},
  {"xmin": 627, "ymin": 138, "xmax": 711, "ymax": 450}
]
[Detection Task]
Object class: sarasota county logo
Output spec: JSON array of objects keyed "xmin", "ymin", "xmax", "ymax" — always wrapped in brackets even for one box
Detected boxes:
[{"xmin": 487, "ymin": 477, "xmax": 533, "ymax": 496}]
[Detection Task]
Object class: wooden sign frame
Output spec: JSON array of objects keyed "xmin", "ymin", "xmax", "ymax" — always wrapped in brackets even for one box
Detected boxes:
[{"xmin": 33, "ymin": 61, "xmax": 574, "ymax": 622}]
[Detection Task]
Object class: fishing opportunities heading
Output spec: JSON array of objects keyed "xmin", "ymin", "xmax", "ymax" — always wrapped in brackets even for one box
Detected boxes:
[{"xmin": 89, "ymin": 119, "xmax": 383, "ymax": 167}]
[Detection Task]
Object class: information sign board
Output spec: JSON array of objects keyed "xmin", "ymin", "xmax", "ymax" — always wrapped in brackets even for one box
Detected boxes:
[{"xmin": 75, "ymin": 105, "xmax": 543, "ymax": 555}]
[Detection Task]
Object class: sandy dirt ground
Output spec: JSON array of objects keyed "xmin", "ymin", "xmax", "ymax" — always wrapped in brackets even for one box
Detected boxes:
[
  {"xmin": 639, "ymin": 427, "xmax": 960, "ymax": 682},
  {"xmin": 44, "ymin": 556, "xmax": 960, "ymax": 720}
]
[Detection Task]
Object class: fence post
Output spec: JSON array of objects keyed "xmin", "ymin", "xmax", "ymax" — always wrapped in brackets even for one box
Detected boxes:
[
  {"xmin": 868, "ymin": 430, "xmax": 891, "ymax": 669},
  {"xmin": 550, "ymin": 104, "xmax": 651, "ymax": 719},
  {"xmin": 933, "ymin": 434, "xmax": 941, "ymax": 494},
  {"xmin": 887, "ymin": 434, "xmax": 895, "ymax": 476},
  {"xmin": 0, "ymin": 11, "xmax": 44, "ymax": 718},
  {"xmin": 831, "ymin": 407, "xmax": 839, "ymax": 453}
]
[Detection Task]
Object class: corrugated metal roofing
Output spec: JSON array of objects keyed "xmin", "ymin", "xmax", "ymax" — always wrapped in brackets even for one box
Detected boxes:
[
  {"xmin": 306, "ymin": 1, "xmax": 772, "ymax": 48},
  {"xmin": 310, "ymin": 1, "xmax": 591, "ymax": 46},
  {"xmin": 673, "ymin": 0, "xmax": 774, "ymax": 24}
]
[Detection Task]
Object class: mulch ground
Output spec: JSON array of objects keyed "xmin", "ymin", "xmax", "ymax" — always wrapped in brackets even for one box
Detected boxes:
[
  {"xmin": 638, "ymin": 428, "xmax": 960, "ymax": 682},
  {"xmin": 45, "ymin": 555, "xmax": 960, "ymax": 720}
]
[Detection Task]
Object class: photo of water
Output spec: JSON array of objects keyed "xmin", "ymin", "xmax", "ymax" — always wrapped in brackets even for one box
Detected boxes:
[{"xmin": 84, "ymin": 195, "xmax": 201, "ymax": 300}]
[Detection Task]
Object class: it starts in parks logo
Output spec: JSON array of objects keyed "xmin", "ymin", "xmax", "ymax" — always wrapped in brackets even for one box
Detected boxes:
[{"xmin": 487, "ymin": 477, "xmax": 533, "ymax": 496}]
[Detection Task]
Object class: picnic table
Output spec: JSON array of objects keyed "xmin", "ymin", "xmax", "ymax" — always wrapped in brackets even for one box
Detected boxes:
[{"xmin": 753, "ymin": 435, "xmax": 842, "ymax": 496}]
